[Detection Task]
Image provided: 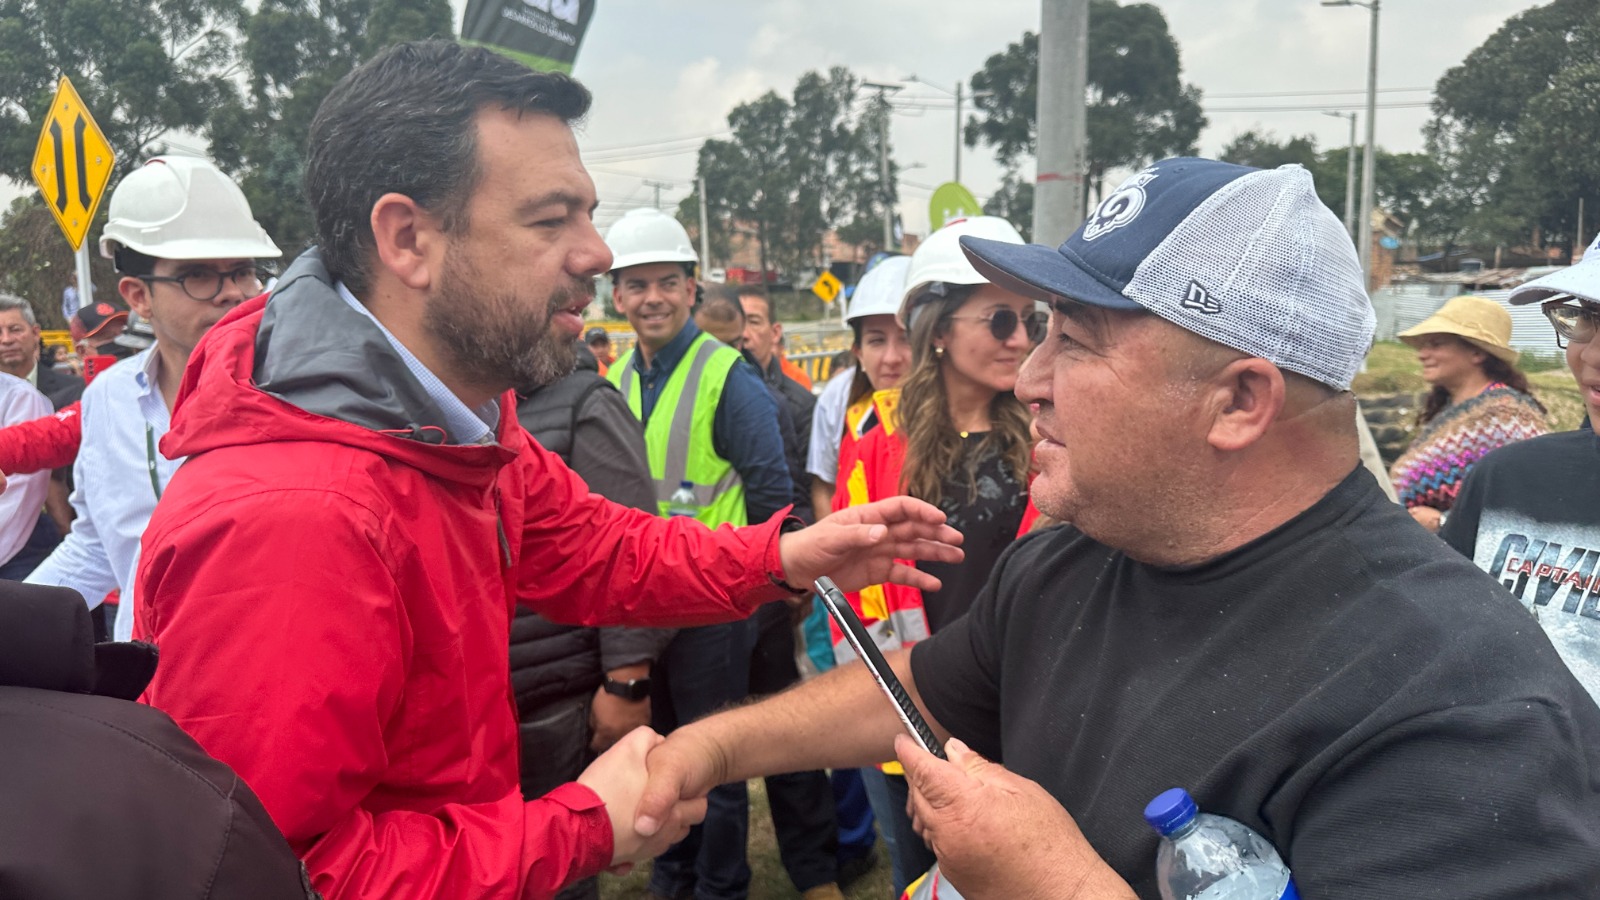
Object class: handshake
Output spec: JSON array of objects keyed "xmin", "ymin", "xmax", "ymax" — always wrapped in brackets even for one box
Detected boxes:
[{"xmin": 574, "ymin": 725, "xmax": 724, "ymax": 873}]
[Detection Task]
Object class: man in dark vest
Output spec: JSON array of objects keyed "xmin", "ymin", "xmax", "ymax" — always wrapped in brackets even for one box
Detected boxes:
[{"xmin": 513, "ymin": 338, "xmax": 673, "ymax": 900}]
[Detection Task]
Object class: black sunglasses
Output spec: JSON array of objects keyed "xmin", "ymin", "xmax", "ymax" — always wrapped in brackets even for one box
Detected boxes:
[{"xmin": 949, "ymin": 308, "xmax": 1049, "ymax": 343}]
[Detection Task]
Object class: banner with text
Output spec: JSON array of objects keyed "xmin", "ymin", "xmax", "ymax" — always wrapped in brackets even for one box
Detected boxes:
[{"xmin": 462, "ymin": 0, "xmax": 596, "ymax": 73}]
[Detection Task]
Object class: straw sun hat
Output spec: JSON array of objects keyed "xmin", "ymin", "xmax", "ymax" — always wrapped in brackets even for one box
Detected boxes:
[{"xmin": 1397, "ymin": 295, "xmax": 1520, "ymax": 365}]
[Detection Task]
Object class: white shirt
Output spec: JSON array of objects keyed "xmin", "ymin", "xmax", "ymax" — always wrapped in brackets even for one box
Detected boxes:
[
  {"xmin": 28, "ymin": 348, "xmax": 180, "ymax": 641},
  {"xmin": 0, "ymin": 373, "xmax": 51, "ymax": 566},
  {"xmin": 806, "ymin": 366, "xmax": 856, "ymax": 484}
]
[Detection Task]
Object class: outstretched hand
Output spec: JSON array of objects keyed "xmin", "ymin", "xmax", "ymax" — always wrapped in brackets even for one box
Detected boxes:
[
  {"xmin": 897, "ymin": 735, "xmax": 1137, "ymax": 900},
  {"xmin": 577, "ymin": 727, "xmax": 706, "ymax": 871},
  {"xmin": 779, "ymin": 497, "xmax": 963, "ymax": 594}
]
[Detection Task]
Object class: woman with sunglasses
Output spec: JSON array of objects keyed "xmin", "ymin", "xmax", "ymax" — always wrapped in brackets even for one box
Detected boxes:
[
  {"xmin": 1439, "ymin": 246, "xmax": 1600, "ymax": 703},
  {"xmin": 1388, "ymin": 295, "xmax": 1547, "ymax": 532},
  {"xmin": 829, "ymin": 217, "xmax": 1040, "ymax": 896}
]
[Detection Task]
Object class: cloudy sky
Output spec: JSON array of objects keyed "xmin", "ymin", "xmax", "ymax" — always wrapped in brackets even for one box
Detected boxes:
[
  {"xmin": 536, "ymin": 0, "xmax": 1538, "ymax": 237},
  {"xmin": 3, "ymin": 1, "xmax": 1541, "ymax": 243}
]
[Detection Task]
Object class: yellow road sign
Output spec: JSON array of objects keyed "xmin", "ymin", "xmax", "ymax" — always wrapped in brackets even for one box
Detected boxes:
[
  {"xmin": 812, "ymin": 271, "xmax": 843, "ymax": 304},
  {"xmin": 32, "ymin": 76, "xmax": 116, "ymax": 251}
]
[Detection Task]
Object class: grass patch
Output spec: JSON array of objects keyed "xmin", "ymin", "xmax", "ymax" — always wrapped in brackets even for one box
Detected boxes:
[{"xmin": 600, "ymin": 778, "xmax": 892, "ymax": 900}]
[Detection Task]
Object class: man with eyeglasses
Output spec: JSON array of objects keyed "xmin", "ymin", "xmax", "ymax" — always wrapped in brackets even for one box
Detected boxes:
[
  {"xmin": 26, "ymin": 156, "xmax": 280, "ymax": 641},
  {"xmin": 1440, "ymin": 235, "xmax": 1600, "ymax": 702}
]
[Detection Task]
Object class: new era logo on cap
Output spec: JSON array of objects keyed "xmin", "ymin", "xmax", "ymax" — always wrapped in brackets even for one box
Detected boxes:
[
  {"xmin": 1183, "ymin": 281, "xmax": 1221, "ymax": 315},
  {"xmin": 956, "ymin": 156, "xmax": 1375, "ymax": 390}
]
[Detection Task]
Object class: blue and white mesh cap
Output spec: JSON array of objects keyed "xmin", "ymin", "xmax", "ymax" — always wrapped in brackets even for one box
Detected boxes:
[{"xmin": 960, "ymin": 157, "xmax": 1375, "ymax": 390}]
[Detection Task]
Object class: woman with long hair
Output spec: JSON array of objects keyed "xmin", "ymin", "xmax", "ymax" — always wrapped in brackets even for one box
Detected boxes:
[
  {"xmin": 830, "ymin": 217, "xmax": 1040, "ymax": 895},
  {"xmin": 1390, "ymin": 295, "xmax": 1548, "ymax": 532},
  {"xmin": 808, "ymin": 256, "xmax": 915, "ymax": 517}
]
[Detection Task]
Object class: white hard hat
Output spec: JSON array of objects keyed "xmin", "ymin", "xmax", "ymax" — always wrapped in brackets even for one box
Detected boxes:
[
  {"xmin": 99, "ymin": 156, "xmax": 281, "ymax": 263},
  {"xmin": 605, "ymin": 207, "xmax": 698, "ymax": 272},
  {"xmin": 900, "ymin": 216, "xmax": 1024, "ymax": 329},
  {"xmin": 847, "ymin": 255, "xmax": 911, "ymax": 324}
]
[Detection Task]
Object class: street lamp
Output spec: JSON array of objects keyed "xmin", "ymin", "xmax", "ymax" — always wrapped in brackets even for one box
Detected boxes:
[
  {"xmin": 1323, "ymin": 110, "xmax": 1358, "ymax": 238},
  {"xmin": 1322, "ymin": 0, "xmax": 1380, "ymax": 290},
  {"xmin": 903, "ymin": 75, "xmax": 990, "ymax": 185}
]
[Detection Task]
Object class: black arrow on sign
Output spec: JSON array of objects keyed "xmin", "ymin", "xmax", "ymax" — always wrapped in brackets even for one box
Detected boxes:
[
  {"xmin": 73, "ymin": 114, "xmax": 91, "ymax": 210},
  {"xmin": 48, "ymin": 119, "xmax": 66, "ymax": 213}
]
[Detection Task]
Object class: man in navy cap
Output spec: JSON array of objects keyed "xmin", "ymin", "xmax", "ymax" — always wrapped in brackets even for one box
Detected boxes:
[{"xmin": 636, "ymin": 158, "xmax": 1600, "ymax": 898}]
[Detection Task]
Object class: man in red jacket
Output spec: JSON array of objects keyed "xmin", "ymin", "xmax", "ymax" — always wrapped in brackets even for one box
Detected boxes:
[{"xmin": 134, "ymin": 39, "xmax": 961, "ymax": 900}]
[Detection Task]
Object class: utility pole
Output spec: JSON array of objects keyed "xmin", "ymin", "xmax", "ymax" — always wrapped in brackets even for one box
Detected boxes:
[
  {"xmin": 863, "ymin": 81, "xmax": 903, "ymax": 251},
  {"xmin": 643, "ymin": 179, "xmax": 671, "ymax": 210},
  {"xmin": 1323, "ymin": 111, "xmax": 1358, "ymax": 237},
  {"xmin": 1034, "ymin": 0, "xmax": 1089, "ymax": 247},
  {"xmin": 954, "ymin": 81, "xmax": 963, "ymax": 185},
  {"xmin": 1359, "ymin": 0, "xmax": 1380, "ymax": 289},
  {"xmin": 1324, "ymin": 0, "xmax": 1381, "ymax": 287},
  {"xmin": 697, "ymin": 175, "xmax": 710, "ymax": 267}
]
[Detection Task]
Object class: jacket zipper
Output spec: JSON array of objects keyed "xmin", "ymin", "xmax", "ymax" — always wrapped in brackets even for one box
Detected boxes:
[{"xmin": 494, "ymin": 486, "xmax": 511, "ymax": 569}]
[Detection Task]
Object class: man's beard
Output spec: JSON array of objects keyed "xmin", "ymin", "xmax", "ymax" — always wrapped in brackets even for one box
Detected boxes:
[{"xmin": 426, "ymin": 251, "xmax": 591, "ymax": 396}]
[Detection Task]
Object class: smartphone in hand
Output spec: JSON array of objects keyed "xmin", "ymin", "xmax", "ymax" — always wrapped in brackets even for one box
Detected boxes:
[{"xmin": 814, "ymin": 576, "xmax": 946, "ymax": 760}]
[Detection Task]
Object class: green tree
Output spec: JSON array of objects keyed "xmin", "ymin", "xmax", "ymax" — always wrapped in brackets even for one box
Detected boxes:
[
  {"xmin": 0, "ymin": 194, "xmax": 115, "ymax": 327},
  {"xmin": 1219, "ymin": 130, "xmax": 1318, "ymax": 171},
  {"xmin": 688, "ymin": 67, "xmax": 895, "ymax": 278},
  {"xmin": 206, "ymin": 0, "xmax": 452, "ymax": 254},
  {"xmin": 981, "ymin": 171, "xmax": 1034, "ymax": 243},
  {"xmin": 965, "ymin": 1, "xmax": 1206, "ymax": 216},
  {"xmin": 1424, "ymin": 0, "xmax": 1600, "ymax": 257},
  {"xmin": 0, "ymin": 0, "xmax": 243, "ymax": 183}
]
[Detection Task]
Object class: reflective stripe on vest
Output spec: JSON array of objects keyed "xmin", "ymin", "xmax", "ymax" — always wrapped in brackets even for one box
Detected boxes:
[{"xmin": 608, "ymin": 335, "xmax": 746, "ymax": 527}]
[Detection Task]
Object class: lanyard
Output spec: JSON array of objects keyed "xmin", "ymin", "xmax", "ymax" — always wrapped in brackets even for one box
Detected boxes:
[{"xmin": 145, "ymin": 423, "xmax": 163, "ymax": 500}]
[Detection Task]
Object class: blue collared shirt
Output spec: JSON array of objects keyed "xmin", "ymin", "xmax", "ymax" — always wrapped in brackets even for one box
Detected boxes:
[
  {"xmin": 627, "ymin": 321, "xmax": 791, "ymax": 523},
  {"xmin": 336, "ymin": 282, "xmax": 500, "ymax": 445}
]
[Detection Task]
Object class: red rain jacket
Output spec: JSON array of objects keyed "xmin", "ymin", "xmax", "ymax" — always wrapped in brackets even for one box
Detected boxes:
[
  {"xmin": 136, "ymin": 282, "xmax": 796, "ymax": 900},
  {"xmin": 0, "ymin": 400, "xmax": 80, "ymax": 474}
]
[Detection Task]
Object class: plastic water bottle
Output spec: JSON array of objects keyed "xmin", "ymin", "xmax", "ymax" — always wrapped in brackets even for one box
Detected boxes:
[
  {"xmin": 666, "ymin": 480, "xmax": 699, "ymax": 518},
  {"xmin": 1144, "ymin": 788, "xmax": 1299, "ymax": 900}
]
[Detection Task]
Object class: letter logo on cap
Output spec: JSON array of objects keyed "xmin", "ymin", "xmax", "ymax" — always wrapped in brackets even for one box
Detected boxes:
[
  {"xmin": 1182, "ymin": 280, "xmax": 1221, "ymax": 315},
  {"xmin": 1083, "ymin": 168, "xmax": 1157, "ymax": 242}
]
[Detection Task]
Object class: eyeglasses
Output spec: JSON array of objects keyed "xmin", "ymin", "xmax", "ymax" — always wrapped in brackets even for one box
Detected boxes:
[
  {"xmin": 140, "ymin": 266, "xmax": 266, "ymax": 302},
  {"xmin": 1543, "ymin": 301, "xmax": 1600, "ymax": 349},
  {"xmin": 948, "ymin": 308, "xmax": 1049, "ymax": 343}
]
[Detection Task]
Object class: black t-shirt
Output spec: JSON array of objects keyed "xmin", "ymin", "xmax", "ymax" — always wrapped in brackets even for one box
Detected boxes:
[
  {"xmin": 912, "ymin": 468, "xmax": 1600, "ymax": 899},
  {"xmin": 1441, "ymin": 427, "xmax": 1600, "ymax": 701},
  {"xmin": 916, "ymin": 433, "xmax": 1026, "ymax": 632}
]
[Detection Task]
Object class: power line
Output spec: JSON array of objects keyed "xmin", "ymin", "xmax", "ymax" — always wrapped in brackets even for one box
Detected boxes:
[
  {"xmin": 1206, "ymin": 86, "xmax": 1431, "ymax": 99},
  {"xmin": 1205, "ymin": 101, "xmax": 1433, "ymax": 113},
  {"xmin": 584, "ymin": 144, "xmax": 709, "ymax": 163},
  {"xmin": 579, "ymin": 130, "xmax": 729, "ymax": 154}
]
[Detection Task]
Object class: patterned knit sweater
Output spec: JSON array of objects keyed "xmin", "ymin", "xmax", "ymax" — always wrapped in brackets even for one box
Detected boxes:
[{"xmin": 1389, "ymin": 384, "xmax": 1548, "ymax": 511}]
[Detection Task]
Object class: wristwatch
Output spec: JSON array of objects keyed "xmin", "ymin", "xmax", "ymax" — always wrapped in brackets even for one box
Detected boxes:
[{"xmin": 602, "ymin": 676, "xmax": 652, "ymax": 701}]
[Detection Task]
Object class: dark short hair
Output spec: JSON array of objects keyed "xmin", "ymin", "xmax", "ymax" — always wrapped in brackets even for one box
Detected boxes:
[
  {"xmin": 699, "ymin": 286, "xmax": 746, "ymax": 327},
  {"xmin": 113, "ymin": 248, "xmax": 158, "ymax": 278},
  {"xmin": 737, "ymin": 287, "xmax": 776, "ymax": 323},
  {"xmin": 305, "ymin": 40, "xmax": 592, "ymax": 294}
]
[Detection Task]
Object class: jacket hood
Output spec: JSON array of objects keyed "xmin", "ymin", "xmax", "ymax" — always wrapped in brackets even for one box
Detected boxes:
[{"xmin": 161, "ymin": 248, "xmax": 523, "ymax": 486}]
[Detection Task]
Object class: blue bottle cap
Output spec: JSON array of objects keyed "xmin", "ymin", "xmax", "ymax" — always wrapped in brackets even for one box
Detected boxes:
[{"xmin": 1143, "ymin": 787, "xmax": 1198, "ymax": 836}]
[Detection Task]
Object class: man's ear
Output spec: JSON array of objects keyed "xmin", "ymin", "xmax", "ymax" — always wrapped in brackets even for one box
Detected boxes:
[
  {"xmin": 1204, "ymin": 357, "xmax": 1286, "ymax": 453},
  {"xmin": 370, "ymin": 193, "xmax": 444, "ymax": 292},
  {"xmin": 119, "ymin": 276, "xmax": 152, "ymax": 320}
]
